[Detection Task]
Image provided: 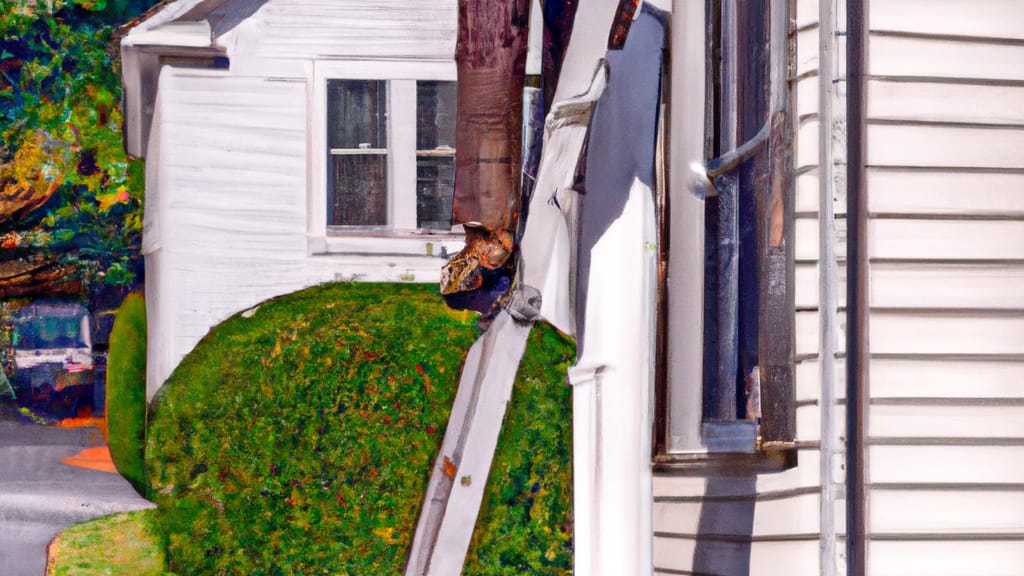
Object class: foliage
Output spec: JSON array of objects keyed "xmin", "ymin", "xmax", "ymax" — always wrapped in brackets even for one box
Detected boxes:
[
  {"xmin": 48, "ymin": 509, "xmax": 171, "ymax": 576},
  {"xmin": 146, "ymin": 282, "xmax": 574, "ymax": 575},
  {"xmin": 0, "ymin": 0, "xmax": 158, "ymax": 294},
  {"xmin": 106, "ymin": 290, "xmax": 147, "ymax": 494},
  {"xmin": 464, "ymin": 323, "xmax": 574, "ymax": 575}
]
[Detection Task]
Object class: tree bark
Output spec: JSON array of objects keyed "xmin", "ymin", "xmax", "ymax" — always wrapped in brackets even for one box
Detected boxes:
[{"xmin": 442, "ymin": 0, "xmax": 530, "ymax": 302}]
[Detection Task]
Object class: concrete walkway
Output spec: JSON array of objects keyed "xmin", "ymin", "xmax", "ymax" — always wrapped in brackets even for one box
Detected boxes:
[{"xmin": 0, "ymin": 411, "xmax": 154, "ymax": 576}]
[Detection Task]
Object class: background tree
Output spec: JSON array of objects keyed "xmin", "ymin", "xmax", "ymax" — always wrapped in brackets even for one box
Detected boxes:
[{"xmin": 0, "ymin": 0, "xmax": 159, "ymax": 300}]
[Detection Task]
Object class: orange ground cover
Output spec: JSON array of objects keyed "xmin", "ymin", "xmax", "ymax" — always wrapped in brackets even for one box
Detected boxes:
[{"xmin": 60, "ymin": 445, "xmax": 118, "ymax": 473}]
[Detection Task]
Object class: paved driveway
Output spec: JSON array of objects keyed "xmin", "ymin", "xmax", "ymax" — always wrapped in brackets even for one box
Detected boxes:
[{"xmin": 0, "ymin": 412, "xmax": 154, "ymax": 576}]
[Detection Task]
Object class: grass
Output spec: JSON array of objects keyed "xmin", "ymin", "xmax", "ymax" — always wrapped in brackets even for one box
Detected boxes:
[
  {"xmin": 144, "ymin": 282, "xmax": 575, "ymax": 575},
  {"xmin": 47, "ymin": 509, "xmax": 170, "ymax": 576}
]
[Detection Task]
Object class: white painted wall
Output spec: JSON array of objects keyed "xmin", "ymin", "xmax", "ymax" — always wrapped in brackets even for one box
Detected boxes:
[{"xmin": 136, "ymin": 0, "xmax": 461, "ymax": 398}]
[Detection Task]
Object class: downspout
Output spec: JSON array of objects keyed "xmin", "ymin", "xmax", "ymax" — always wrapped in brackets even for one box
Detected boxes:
[
  {"xmin": 818, "ymin": 0, "xmax": 840, "ymax": 574},
  {"xmin": 845, "ymin": 0, "xmax": 869, "ymax": 575}
]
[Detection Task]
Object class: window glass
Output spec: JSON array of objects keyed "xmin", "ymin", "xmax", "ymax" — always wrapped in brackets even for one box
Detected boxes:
[
  {"xmin": 327, "ymin": 80, "xmax": 387, "ymax": 149},
  {"xmin": 416, "ymin": 81, "xmax": 457, "ymax": 230},
  {"xmin": 329, "ymin": 155, "xmax": 387, "ymax": 227},
  {"xmin": 327, "ymin": 80, "xmax": 388, "ymax": 227}
]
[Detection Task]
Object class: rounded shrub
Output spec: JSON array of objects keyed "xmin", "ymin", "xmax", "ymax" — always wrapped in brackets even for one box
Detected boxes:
[
  {"xmin": 145, "ymin": 282, "xmax": 574, "ymax": 575},
  {"xmin": 106, "ymin": 291, "xmax": 148, "ymax": 495}
]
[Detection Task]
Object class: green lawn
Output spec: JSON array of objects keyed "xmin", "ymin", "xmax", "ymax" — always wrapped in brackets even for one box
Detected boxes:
[{"xmin": 47, "ymin": 510, "xmax": 170, "ymax": 576}]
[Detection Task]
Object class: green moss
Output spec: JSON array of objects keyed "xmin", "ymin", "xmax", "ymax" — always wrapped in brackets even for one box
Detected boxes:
[
  {"xmin": 106, "ymin": 292, "xmax": 147, "ymax": 495},
  {"xmin": 49, "ymin": 510, "xmax": 170, "ymax": 576},
  {"xmin": 147, "ymin": 282, "xmax": 574, "ymax": 574}
]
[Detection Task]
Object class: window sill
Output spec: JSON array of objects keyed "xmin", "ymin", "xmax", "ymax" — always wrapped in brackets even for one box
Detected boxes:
[
  {"xmin": 652, "ymin": 445, "xmax": 798, "ymax": 476},
  {"xmin": 653, "ymin": 421, "xmax": 798, "ymax": 475},
  {"xmin": 308, "ymin": 231, "xmax": 464, "ymax": 259}
]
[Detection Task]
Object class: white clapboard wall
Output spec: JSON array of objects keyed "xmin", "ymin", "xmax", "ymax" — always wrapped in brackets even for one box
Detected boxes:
[
  {"xmin": 864, "ymin": 1, "xmax": 1024, "ymax": 574},
  {"xmin": 134, "ymin": 0, "xmax": 462, "ymax": 398},
  {"xmin": 655, "ymin": 1, "xmax": 1024, "ymax": 575}
]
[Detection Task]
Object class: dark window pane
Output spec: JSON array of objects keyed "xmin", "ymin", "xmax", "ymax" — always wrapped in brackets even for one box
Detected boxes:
[
  {"xmin": 329, "ymin": 154, "xmax": 387, "ymax": 227},
  {"xmin": 327, "ymin": 80, "xmax": 387, "ymax": 149},
  {"xmin": 416, "ymin": 156, "xmax": 454, "ymax": 230},
  {"xmin": 416, "ymin": 81, "xmax": 457, "ymax": 150}
]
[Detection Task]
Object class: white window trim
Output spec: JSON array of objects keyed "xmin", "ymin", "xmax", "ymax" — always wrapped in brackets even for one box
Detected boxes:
[{"xmin": 308, "ymin": 59, "xmax": 461, "ymax": 256}]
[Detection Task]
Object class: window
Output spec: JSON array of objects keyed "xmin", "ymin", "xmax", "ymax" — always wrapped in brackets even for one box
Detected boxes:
[
  {"xmin": 654, "ymin": 1, "xmax": 796, "ymax": 472},
  {"xmin": 414, "ymin": 81, "xmax": 457, "ymax": 231},
  {"xmin": 309, "ymin": 60, "xmax": 459, "ymax": 253},
  {"xmin": 325, "ymin": 79, "xmax": 457, "ymax": 231}
]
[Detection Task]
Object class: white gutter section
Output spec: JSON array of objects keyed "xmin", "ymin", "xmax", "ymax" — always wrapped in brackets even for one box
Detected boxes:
[
  {"xmin": 120, "ymin": 0, "xmax": 217, "ymax": 158},
  {"xmin": 122, "ymin": 20, "xmax": 213, "ymax": 48}
]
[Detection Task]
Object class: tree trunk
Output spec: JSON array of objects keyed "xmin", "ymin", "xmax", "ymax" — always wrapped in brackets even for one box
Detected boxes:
[{"xmin": 442, "ymin": 0, "xmax": 530, "ymax": 304}]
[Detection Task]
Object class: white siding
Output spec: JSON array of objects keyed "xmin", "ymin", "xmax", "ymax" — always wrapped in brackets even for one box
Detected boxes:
[
  {"xmin": 224, "ymin": 0, "xmax": 456, "ymax": 62},
  {"xmin": 145, "ymin": 67, "xmax": 448, "ymax": 398},
  {"xmin": 865, "ymin": 1, "xmax": 1024, "ymax": 571}
]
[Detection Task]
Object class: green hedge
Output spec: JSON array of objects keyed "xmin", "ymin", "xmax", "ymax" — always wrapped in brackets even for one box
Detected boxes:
[
  {"xmin": 106, "ymin": 292, "xmax": 147, "ymax": 495},
  {"xmin": 145, "ymin": 282, "xmax": 574, "ymax": 575}
]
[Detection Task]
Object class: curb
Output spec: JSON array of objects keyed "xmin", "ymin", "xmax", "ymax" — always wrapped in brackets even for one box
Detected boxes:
[{"xmin": 44, "ymin": 533, "xmax": 61, "ymax": 576}]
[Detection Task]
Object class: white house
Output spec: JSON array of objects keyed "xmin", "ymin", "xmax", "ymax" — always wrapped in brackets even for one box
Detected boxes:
[
  {"xmin": 122, "ymin": 1, "xmax": 1024, "ymax": 575},
  {"xmin": 121, "ymin": 0, "xmax": 465, "ymax": 399}
]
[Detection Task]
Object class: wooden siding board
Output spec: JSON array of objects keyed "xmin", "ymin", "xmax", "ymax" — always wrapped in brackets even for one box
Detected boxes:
[
  {"xmin": 868, "ymin": 81, "xmax": 1024, "ymax": 126},
  {"xmin": 655, "ymin": 493, "xmax": 820, "ymax": 538},
  {"xmin": 869, "ymin": 35, "xmax": 1024, "ymax": 81},
  {"xmin": 795, "ymin": 120, "xmax": 819, "ymax": 171},
  {"xmin": 869, "ymin": 219, "xmax": 1024, "ymax": 261},
  {"xmin": 868, "ymin": 170, "xmax": 1024, "ymax": 217},
  {"xmin": 870, "ymin": 313, "xmax": 1024, "ymax": 356},
  {"xmin": 870, "ymin": 359, "xmax": 1024, "ymax": 399},
  {"xmin": 871, "ymin": 405, "xmax": 1024, "ymax": 438},
  {"xmin": 871, "ymin": 489, "xmax": 1024, "ymax": 533},
  {"xmin": 869, "ymin": 0, "xmax": 1024, "ymax": 40},
  {"xmin": 653, "ymin": 536, "xmax": 697, "ymax": 574},
  {"xmin": 869, "ymin": 540, "xmax": 1024, "ymax": 576},
  {"xmin": 796, "ymin": 26, "xmax": 819, "ymax": 77},
  {"xmin": 795, "ymin": 172, "xmax": 819, "ymax": 213},
  {"xmin": 755, "ymin": 449, "xmax": 821, "ymax": 493},
  {"xmin": 871, "ymin": 264, "xmax": 1024, "ymax": 309},
  {"xmin": 749, "ymin": 540, "xmax": 820, "ymax": 576},
  {"xmin": 867, "ymin": 124, "xmax": 1024, "ymax": 170},
  {"xmin": 870, "ymin": 445, "xmax": 1024, "ymax": 484}
]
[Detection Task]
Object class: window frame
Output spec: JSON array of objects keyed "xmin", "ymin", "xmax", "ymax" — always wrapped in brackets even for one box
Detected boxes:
[
  {"xmin": 308, "ymin": 60, "xmax": 461, "ymax": 256},
  {"xmin": 653, "ymin": 0, "xmax": 796, "ymax": 474}
]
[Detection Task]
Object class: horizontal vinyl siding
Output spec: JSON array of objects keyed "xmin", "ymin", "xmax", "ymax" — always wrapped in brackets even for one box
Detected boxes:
[
  {"xmin": 227, "ymin": 0, "xmax": 456, "ymax": 61},
  {"xmin": 869, "ymin": 541, "xmax": 1024, "ymax": 576},
  {"xmin": 155, "ymin": 68, "xmax": 315, "ymax": 381},
  {"xmin": 870, "ymin": 0, "xmax": 1024, "ymax": 41},
  {"xmin": 866, "ymin": 4, "xmax": 1024, "ymax": 573}
]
